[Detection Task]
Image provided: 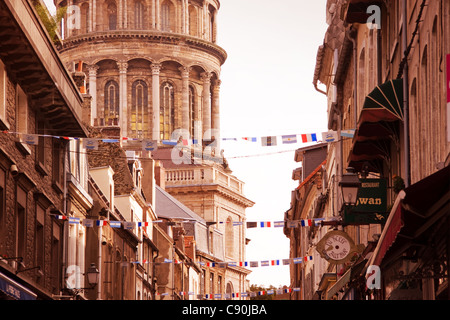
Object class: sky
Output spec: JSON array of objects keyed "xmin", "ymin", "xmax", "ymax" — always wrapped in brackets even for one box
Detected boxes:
[
  {"xmin": 217, "ymin": 0, "xmax": 328, "ymax": 287},
  {"xmin": 43, "ymin": 0, "xmax": 329, "ymax": 288}
]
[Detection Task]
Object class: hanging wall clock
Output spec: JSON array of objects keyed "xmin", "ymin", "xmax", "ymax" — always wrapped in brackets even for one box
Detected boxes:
[{"xmin": 316, "ymin": 230, "xmax": 363, "ymax": 264}]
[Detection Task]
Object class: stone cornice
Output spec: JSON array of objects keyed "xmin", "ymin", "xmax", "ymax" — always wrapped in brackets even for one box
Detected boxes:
[
  {"xmin": 58, "ymin": 30, "xmax": 228, "ymax": 65},
  {"xmin": 165, "ymin": 183, "xmax": 255, "ymax": 209}
]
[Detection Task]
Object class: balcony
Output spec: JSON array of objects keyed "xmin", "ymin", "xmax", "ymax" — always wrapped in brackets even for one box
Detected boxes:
[{"xmin": 165, "ymin": 165, "xmax": 244, "ymax": 195}]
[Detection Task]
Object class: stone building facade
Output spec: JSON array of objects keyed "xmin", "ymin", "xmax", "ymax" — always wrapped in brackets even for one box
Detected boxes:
[
  {"xmin": 0, "ymin": 0, "xmax": 88, "ymax": 300},
  {"xmin": 298, "ymin": 0, "xmax": 450, "ymax": 300}
]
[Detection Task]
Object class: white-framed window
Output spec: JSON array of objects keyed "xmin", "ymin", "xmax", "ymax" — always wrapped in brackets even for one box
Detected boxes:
[
  {"xmin": 16, "ymin": 85, "xmax": 28, "ymax": 134},
  {"xmin": 0, "ymin": 59, "xmax": 9, "ymax": 129}
]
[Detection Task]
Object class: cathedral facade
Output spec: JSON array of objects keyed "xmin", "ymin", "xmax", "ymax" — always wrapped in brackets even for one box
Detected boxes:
[{"xmin": 55, "ymin": 0, "xmax": 253, "ymax": 298}]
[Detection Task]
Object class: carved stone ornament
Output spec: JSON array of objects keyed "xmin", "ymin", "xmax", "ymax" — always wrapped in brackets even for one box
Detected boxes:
[{"xmin": 316, "ymin": 230, "xmax": 364, "ymax": 264}]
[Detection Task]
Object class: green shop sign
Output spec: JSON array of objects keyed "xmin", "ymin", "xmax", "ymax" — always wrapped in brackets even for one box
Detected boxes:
[{"xmin": 344, "ymin": 178, "xmax": 387, "ymax": 225}]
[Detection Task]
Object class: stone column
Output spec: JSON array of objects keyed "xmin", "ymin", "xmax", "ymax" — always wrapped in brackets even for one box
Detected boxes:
[
  {"xmin": 88, "ymin": 64, "xmax": 99, "ymax": 126},
  {"xmin": 151, "ymin": 63, "xmax": 162, "ymax": 141},
  {"xmin": 118, "ymin": 61, "xmax": 128, "ymax": 136},
  {"xmin": 202, "ymin": 1, "xmax": 207, "ymax": 39},
  {"xmin": 89, "ymin": 0, "xmax": 93, "ymax": 32},
  {"xmin": 179, "ymin": 66, "xmax": 191, "ymax": 138},
  {"xmin": 118, "ymin": 0, "xmax": 123, "ymax": 29},
  {"xmin": 123, "ymin": 0, "xmax": 128, "ymax": 29},
  {"xmin": 67, "ymin": 0, "xmax": 73, "ymax": 38},
  {"xmin": 211, "ymin": 79, "xmax": 221, "ymax": 149},
  {"xmin": 152, "ymin": 0, "xmax": 156, "ymax": 29},
  {"xmin": 183, "ymin": 0, "xmax": 189, "ymax": 34},
  {"xmin": 201, "ymin": 72, "xmax": 212, "ymax": 140},
  {"xmin": 156, "ymin": 0, "xmax": 161, "ymax": 30},
  {"xmin": 92, "ymin": 0, "xmax": 96, "ymax": 31}
]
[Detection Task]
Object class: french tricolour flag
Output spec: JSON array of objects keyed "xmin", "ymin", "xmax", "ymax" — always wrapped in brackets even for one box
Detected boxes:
[
  {"xmin": 300, "ymin": 219, "xmax": 313, "ymax": 227},
  {"xmin": 260, "ymin": 221, "xmax": 271, "ymax": 228},
  {"xmin": 96, "ymin": 220, "xmax": 108, "ymax": 226},
  {"xmin": 301, "ymin": 133, "xmax": 318, "ymax": 143}
]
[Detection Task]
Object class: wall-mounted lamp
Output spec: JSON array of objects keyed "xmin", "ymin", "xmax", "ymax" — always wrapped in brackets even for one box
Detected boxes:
[
  {"xmin": 86, "ymin": 263, "xmax": 99, "ymax": 288},
  {"xmin": 339, "ymin": 167, "xmax": 361, "ymax": 208}
]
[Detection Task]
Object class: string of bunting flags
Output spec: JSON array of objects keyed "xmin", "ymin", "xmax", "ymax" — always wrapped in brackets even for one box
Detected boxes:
[
  {"xmin": 1, "ymin": 129, "xmax": 355, "ymax": 151},
  {"xmin": 52, "ymin": 214, "xmax": 339, "ymax": 230},
  {"xmin": 156, "ymin": 256, "xmax": 313, "ymax": 269},
  {"xmin": 156, "ymin": 287, "xmax": 301, "ymax": 299}
]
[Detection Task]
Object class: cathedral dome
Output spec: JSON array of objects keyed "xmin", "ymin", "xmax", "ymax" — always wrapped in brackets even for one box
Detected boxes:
[{"xmin": 56, "ymin": 0, "xmax": 226, "ymax": 142}]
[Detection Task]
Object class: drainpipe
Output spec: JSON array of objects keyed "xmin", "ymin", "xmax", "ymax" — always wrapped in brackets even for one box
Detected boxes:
[
  {"xmin": 347, "ymin": 26, "xmax": 360, "ymax": 244},
  {"xmin": 62, "ymin": 141, "xmax": 69, "ymax": 298},
  {"xmin": 314, "ymin": 81, "xmax": 327, "ymax": 96},
  {"xmin": 402, "ymin": 0, "xmax": 410, "ymax": 188},
  {"xmin": 346, "ymin": 26, "xmax": 358, "ymax": 129},
  {"xmin": 152, "ymin": 246, "xmax": 159, "ymax": 300}
]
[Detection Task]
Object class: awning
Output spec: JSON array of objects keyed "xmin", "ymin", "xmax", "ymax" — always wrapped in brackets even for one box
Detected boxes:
[
  {"xmin": 326, "ymin": 260, "xmax": 367, "ymax": 300},
  {"xmin": 367, "ymin": 165, "xmax": 450, "ymax": 269},
  {"xmin": 371, "ymin": 193, "xmax": 405, "ymax": 267},
  {"xmin": 314, "ymin": 273, "xmax": 337, "ymax": 300},
  {"xmin": 344, "ymin": 1, "xmax": 384, "ymax": 24},
  {"xmin": 348, "ymin": 79, "xmax": 404, "ymax": 172},
  {"xmin": 360, "ymin": 79, "xmax": 404, "ymax": 123},
  {"xmin": 0, "ymin": 272, "xmax": 37, "ymax": 300}
]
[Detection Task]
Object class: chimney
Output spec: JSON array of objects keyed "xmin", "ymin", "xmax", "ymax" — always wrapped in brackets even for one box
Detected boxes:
[
  {"xmin": 141, "ymin": 157, "xmax": 156, "ymax": 208},
  {"xmin": 184, "ymin": 236, "xmax": 196, "ymax": 260},
  {"xmin": 155, "ymin": 160, "xmax": 166, "ymax": 189},
  {"xmin": 81, "ymin": 95, "xmax": 92, "ymax": 128},
  {"xmin": 71, "ymin": 61, "xmax": 91, "ymax": 127},
  {"xmin": 72, "ymin": 61, "xmax": 87, "ymax": 94}
]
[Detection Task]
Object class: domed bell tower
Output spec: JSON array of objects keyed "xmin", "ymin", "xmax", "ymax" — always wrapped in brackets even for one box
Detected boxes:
[{"xmin": 55, "ymin": 0, "xmax": 225, "ymax": 148}]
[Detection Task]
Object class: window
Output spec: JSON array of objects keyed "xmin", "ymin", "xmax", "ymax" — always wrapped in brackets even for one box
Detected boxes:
[
  {"xmin": 358, "ymin": 47, "xmax": 366, "ymax": 116},
  {"xmin": 135, "ymin": 1, "xmax": 144, "ymax": 29},
  {"xmin": 69, "ymin": 139, "xmax": 81, "ymax": 182},
  {"xmin": 51, "ymin": 222, "xmax": 61, "ymax": 293},
  {"xmin": 209, "ymin": 8, "xmax": 215, "ymax": 42},
  {"xmin": 16, "ymin": 186, "xmax": 27, "ymax": 262},
  {"xmin": 107, "ymin": 2, "xmax": 117, "ymax": 30},
  {"xmin": 131, "ymin": 80, "xmax": 149, "ymax": 139},
  {"xmin": 209, "ymin": 272, "xmax": 214, "ymax": 294},
  {"xmin": 36, "ymin": 205, "xmax": 45, "ymax": 282},
  {"xmin": 104, "ymin": 80, "xmax": 120, "ymax": 125},
  {"xmin": 0, "ymin": 59, "xmax": 8, "ymax": 129},
  {"xmin": 225, "ymin": 216, "xmax": 234, "ymax": 258},
  {"xmin": 188, "ymin": 6, "xmax": 198, "ymax": 36},
  {"xmin": 52, "ymin": 139, "xmax": 64, "ymax": 189},
  {"xmin": 81, "ymin": 3, "xmax": 90, "ymax": 33},
  {"xmin": 0, "ymin": 167, "xmax": 5, "ymax": 239},
  {"xmin": 160, "ymin": 82, "xmax": 175, "ymax": 140},
  {"xmin": 161, "ymin": 1, "xmax": 174, "ymax": 32},
  {"xmin": 36, "ymin": 120, "xmax": 47, "ymax": 174},
  {"xmin": 16, "ymin": 85, "xmax": 28, "ymax": 134},
  {"xmin": 209, "ymin": 230, "xmax": 214, "ymax": 254},
  {"xmin": 200, "ymin": 270, "xmax": 205, "ymax": 295}
]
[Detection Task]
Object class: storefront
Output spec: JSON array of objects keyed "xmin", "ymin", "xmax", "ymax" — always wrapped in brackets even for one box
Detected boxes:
[
  {"xmin": 366, "ymin": 164, "xmax": 449, "ymax": 300},
  {"xmin": 0, "ymin": 271, "xmax": 37, "ymax": 300}
]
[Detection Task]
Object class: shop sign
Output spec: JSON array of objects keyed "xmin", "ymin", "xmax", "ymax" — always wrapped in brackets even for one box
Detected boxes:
[{"xmin": 344, "ymin": 178, "xmax": 387, "ymax": 224}]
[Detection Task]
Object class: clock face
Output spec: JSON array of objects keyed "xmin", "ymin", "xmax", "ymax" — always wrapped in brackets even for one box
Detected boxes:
[{"xmin": 324, "ymin": 235, "xmax": 351, "ymax": 261}]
